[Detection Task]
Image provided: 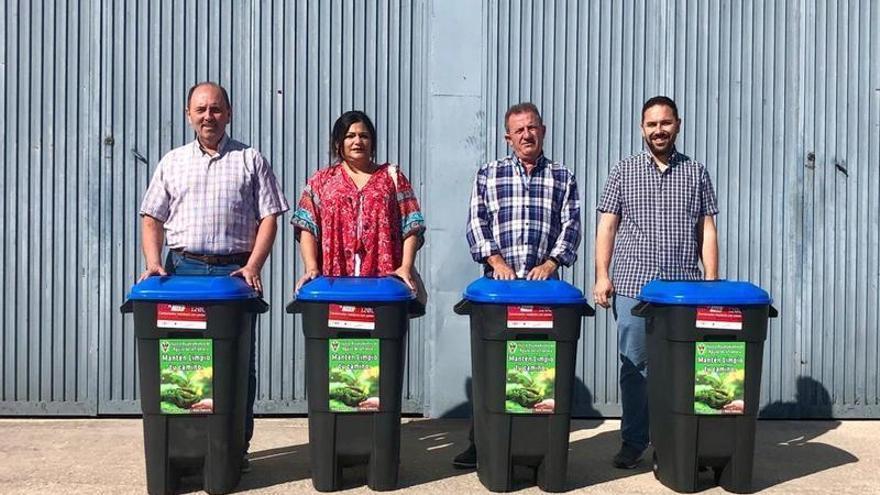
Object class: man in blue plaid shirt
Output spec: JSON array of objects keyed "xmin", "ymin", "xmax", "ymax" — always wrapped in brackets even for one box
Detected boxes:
[
  {"xmin": 453, "ymin": 102, "xmax": 581, "ymax": 468},
  {"xmin": 465, "ymin": 103, "xmax": 581, "ymax": 280},
  {"xmin": 594, "ymin": 96, "xmax": 719, "ymax": 469}
]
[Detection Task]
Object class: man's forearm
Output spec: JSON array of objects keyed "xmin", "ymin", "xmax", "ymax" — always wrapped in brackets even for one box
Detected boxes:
[
  {"xmin": 595, "ymin": 213, "xmax": 618, "ymax": 279},
  {"xmin": 700, "ymin": 216, "xmax": 719, "ymax": 279},
  {"xmin": 247, "ymin": 215, "xmax": 279, "ymax": 271},
  {"xmin": 142, "ymin": 215, "xmax": 165, "ymax": 268}
]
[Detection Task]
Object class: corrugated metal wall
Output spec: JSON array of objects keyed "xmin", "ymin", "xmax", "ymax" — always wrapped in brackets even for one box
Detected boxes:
[
  {"xmin": 482, "ymin": 0, "xmax": 880, "ymax": 417},
  {"xmin": 797, "ymin": 0, "xmax": 880, "ymax": 417},
  {"xmin": 97, "ymin": 0, "xmax": 427, "ymax": 414},
  {"xmin": 1, "ymin": 0, "xmax": 878, "ymax": 418},
  {"xmin": 0, "ymin": 0, "xmax": 101, "ymax": 414},
  {"xmin": 483, "ymin": 0, "xmax": 666, "ymax": 416},
  {"xmin": 1, "ymin": 0, "xmax": 427, "ymax": 415}
]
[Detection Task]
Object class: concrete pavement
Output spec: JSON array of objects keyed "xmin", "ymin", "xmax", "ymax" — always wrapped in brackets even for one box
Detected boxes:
[{"xmin": 0, "ymin": 418, "xmax": 873, "ymax": 494}]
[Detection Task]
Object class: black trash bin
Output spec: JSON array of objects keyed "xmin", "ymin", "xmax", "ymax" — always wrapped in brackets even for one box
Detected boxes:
[
  {"xmin": 454, "ymin": 278, "xmax": 594, "ymax": 492},
  {"xmin": 120, "ymin": 275, "xmax": 268, "ymax": 495},
  {"xmin": 286, "ymin": 276, "xmax": 421, "ymax": 492},
  {"xmin": 632, "ymin": 280, "xmax": 778, "ymax": 493}
]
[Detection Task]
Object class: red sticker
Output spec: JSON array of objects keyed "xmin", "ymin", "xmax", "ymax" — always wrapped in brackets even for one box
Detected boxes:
[
  {"xmin": 328, "ymin": 304, "xmax": 376, "ymax": 330},
  {"xmin": 696, "ymin": 306, "xmax": 743, "ymax": 330},
  {"xmin": 507, "ymin": 305, "xmax": 554, "ymax": 329},
  {"xmin": 156, "ymin": 304, "xmax": 207, "ymax": 330}
]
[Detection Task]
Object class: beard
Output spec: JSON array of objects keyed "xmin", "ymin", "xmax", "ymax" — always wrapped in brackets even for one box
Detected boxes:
[{"xmin": 645, "ymin": 132, "xmax": 675, "ymax": 156}]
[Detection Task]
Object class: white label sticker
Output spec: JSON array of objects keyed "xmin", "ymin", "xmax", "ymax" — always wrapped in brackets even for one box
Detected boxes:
[
  {"xmin": 156, "ymin": 304, "xmax": 207, "ymax": 329},
  {"xmin": 696, "ymin": 306, "xmax": 743, "ymax": 330},
  {"xmin": 328, "ymin": 304, "xmax": 376, "ymax": 330},
  {"xmin": 507, "ymin": 305, "xmax": 554, "ymax": 329}
]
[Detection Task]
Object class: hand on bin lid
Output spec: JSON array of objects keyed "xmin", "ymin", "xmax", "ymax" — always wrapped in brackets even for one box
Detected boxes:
[
  {"xmin": 293, "ymin": 276, "xmax": 415, "ymax": 303},
  {"xmin": 461, "ymin": 277, "xmax": 587, "ymax": 305},
  {"xmin": 125, "ymin": 275, "xmax": 261, "ymax": 302},
  {"xmin": 637, "ymin": 280, "xmax": 772, "ymax": 306}
]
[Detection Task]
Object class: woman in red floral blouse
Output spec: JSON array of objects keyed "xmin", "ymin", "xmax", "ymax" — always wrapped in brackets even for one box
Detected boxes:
[{"xmin": 291, "ymin": 111, "xmax": 425, "ymax": 291}]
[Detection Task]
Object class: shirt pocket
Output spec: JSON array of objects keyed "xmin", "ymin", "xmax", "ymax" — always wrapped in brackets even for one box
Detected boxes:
[
  {"xmin": 220, "ymin": 168, "xmax": 254, "ymax": 215},
  {"xmin": 685, "ymin": 178, "xmax": 703, "ymax": 219}
]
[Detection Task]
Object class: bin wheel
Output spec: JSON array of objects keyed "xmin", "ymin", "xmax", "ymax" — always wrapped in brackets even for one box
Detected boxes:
[{"xmin": 652, "ymin": 452, "xmax": 659, "ymax": 479}]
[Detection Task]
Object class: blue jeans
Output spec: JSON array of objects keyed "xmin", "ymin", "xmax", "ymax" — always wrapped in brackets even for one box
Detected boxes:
[
  {"xmin": 613, "ymin": 294, "xmax": 649, "ymax": 452},
  {"xmin": 164, "ymin": 251, "xmax": 258, "ymax": 452}
]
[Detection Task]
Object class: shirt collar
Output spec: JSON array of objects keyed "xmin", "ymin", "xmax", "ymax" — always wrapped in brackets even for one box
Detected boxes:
[
  {"xmin": 191, "ymin": 134, "xmax": 229, "ymax": 157},
  {"xmin": 511, "ymin": 153, "xmax": 548, "ymax": 173},
  {"xmin": 642, "ymin": 148, "xmax": 681, "ymax": 172}
]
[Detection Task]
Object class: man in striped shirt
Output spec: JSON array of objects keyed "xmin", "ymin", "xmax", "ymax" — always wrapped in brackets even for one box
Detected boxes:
[
  {"xmin": 454, "ymin": 102, "xmax": 582, "ymax": 468},
  {"xmin": 594, "ymin": 96, "xmax": 719, "ymax": 469},
  {"xmin": 138, "ymin": 82, "xmax": 289, "ymax": 472}
]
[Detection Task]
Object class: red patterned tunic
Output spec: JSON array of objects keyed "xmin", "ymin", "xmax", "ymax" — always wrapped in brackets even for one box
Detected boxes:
[{"xmin": 291, "ymin": 163, "xmax": 425, "ymax": 276}]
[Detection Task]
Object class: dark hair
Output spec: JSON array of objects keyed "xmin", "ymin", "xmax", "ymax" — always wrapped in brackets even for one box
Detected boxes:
[
  {"xmin": 187, "ymin": 81, "xmax": 231, "ymax": 109},
  {"xmin": 504, "ymin": 102, "xmax": 543, "ymax": 131},
  {"xmin": 641, "ymin": 95, "xmax": 679, "ymax": 121},
  {"xmin": 330, "ymin": 111, "xmax": 377, "ymax": 161}
]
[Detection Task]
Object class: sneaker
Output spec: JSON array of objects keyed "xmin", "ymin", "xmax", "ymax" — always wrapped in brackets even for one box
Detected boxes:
[
  {"xmin": 240, "ymin": 455, "xmax": 252, "ymax": 473},
  {"xmin": 452, "ymin": 443, "xmax": 477, "ymax": 469},
  {"xmin": 612, "ymin": 443, "xmax": 644, "ymax": 469}
]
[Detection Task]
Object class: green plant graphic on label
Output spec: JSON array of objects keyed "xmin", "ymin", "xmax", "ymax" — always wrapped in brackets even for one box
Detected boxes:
[
  {"xmin": 159, "ymin": 339, "xmax": 213, "ymax": 414},
  {"xmin": 505, "ymin": 340, "xmax": 556, "ymax": 414},
  {"xmin": 328, "ymin": 338, "xmax": 380, "ymax": 412},
  {"xmin": 694, "ymin": 341, "xmax": 746, "ymax": 415}
]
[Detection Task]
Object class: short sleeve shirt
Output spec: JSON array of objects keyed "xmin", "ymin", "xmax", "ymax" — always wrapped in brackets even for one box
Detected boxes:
[
  {"xmin": 139, "ymin": 136, "xmax": 290, "ymax": 254},
  {"xmin": 291, "ymin": 163, "xmax": 425, "ymax": 276},
  {"xmin": 596, "ymin": 150, "xmax": 718, "ymax": 297}
]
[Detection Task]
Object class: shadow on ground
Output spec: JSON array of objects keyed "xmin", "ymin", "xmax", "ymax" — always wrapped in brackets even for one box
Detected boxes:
[
  {"xmin": 172, "ymin": 443, "xmax": 311, "ymax": 493},
  {"xmin": 236, "ymin": 443, "xmax": 312, "ymax": 491},
  {"xmin": 750, "ymin": 420, "xmax": 858, "ymax": 491},
  {"xmin": 565, "ymin": 427, "xmax": 652, "ymax": 490},
  {"xmin": 750, "ymin": 376, "xmax": 859, "ymax": 491},
  {"xmin": 228, "ymin": 420, "xmax": 478, "ymax": 492},
  {"xmin": 396, "ymin": 418, "xmax": 479, "ymax": 488}
]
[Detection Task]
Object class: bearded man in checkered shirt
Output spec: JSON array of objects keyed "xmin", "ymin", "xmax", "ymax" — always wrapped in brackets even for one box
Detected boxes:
[
  {"xmin": 138, "ymin": 82, "xmax": 289, "ymax": 472},
  {"xmin": 594, "ymin": 96, "xmax": 719, "ymax": 469},
  {"xmin": 452, "ymin": 102, "xmax": 582, "ymax": 469}
]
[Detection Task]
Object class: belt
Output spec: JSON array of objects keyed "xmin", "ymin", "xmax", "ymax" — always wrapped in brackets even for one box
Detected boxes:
[{"xmin": 171, "ymin": 248, "xmax": 251, "ymax": 266}]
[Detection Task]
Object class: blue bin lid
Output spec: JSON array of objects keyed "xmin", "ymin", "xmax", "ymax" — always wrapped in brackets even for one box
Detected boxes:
[
  {"xmin": 126, "ymin": 275, "xmax": 260, "ymax": 302},
  {"xmin": 462, "ymin": 277, "xmax": 587, "ymax": 305},
  {"xmin": 638, "ymin": 280, "xmax": 772, "ymax": 306},
  {"xmin": 296, "ymin": 276, "xmax": 414, "ymax": 302}
]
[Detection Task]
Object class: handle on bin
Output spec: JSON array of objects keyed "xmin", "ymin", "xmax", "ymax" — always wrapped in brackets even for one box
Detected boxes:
[
  {"xmin": 580, "ymin": 303, "xmax": 596, "ymax": 317},
  {"xmin": 286, "ymin": 300, "xmax": 304, "ymax": 314},
  {"xmin": 631, "ymin": 301, "xmax": 652, "ymax": 317},
  {"xmin": 250, "ymin": 298, "xmax": 270, "ymax": 314},
  {"xmin": 408, "ymin": 299, "xmax": 426, "ymax": 318},
  {"xmin": 120, "ymin": 300, "xmax": 133, "ymax": 314},
  {"xmin": 769, "ymin": 305, "xmax": 779, "ymax": 318},
  {"xmin": 453, "ymin": 299, "xmax": 471, "ymax": 315}
]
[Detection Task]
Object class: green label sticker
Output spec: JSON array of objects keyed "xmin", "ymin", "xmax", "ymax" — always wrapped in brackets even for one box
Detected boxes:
[
  {"xmin": 505, "ymin": 340, "xmax": 556, "ymax": 414},
  {"xmin": 694, "ymin": 341, "xmax": 746, "ymax": 415},
  {"xmin": 328, "ymin": 338, "xmax": 380, "ymax": 412},
  {"xmin": 159, "ymin": 339, "xmax": 213, "ymax": 415}
]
